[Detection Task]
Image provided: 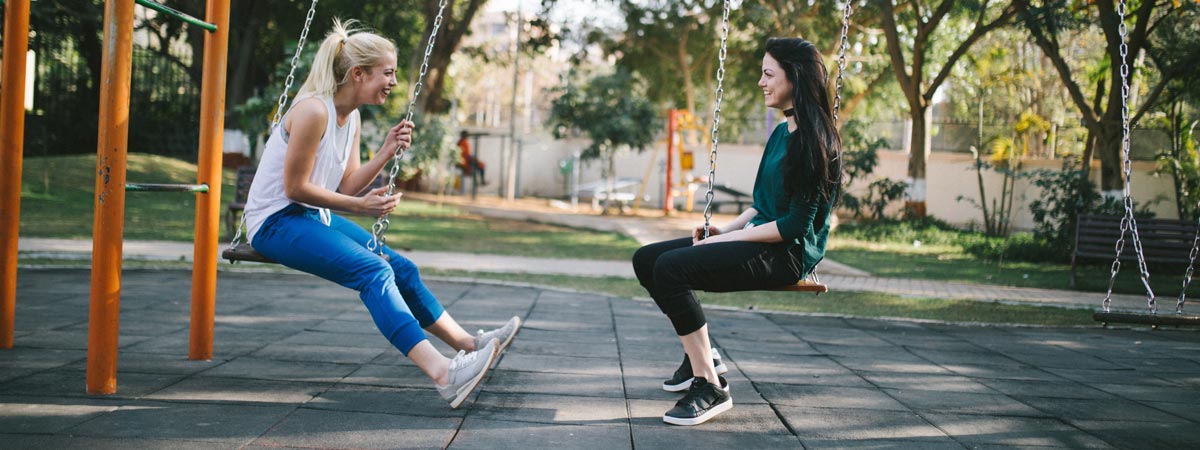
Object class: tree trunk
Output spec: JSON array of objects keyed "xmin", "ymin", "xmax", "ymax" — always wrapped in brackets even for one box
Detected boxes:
[
  {"xmin": 224, "ymin": 1, "xmax": 266, "ymax": 108},
  {"xmin": 1097, "ymin": 88, "xmax": 1126, "ymax": 194},
  {"xmin": 413, "ymin": 0, "xmax": 488, "ymax": 114},
  {"xmin": 676, "ymin": 33, "xmax": 695, "ymax": 114},
  {"xmin": 905, "ymin": 105, "xmax": 931, "ymax": 217}
]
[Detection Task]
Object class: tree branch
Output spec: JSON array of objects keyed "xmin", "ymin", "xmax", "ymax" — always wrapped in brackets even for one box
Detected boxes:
[
  {"xmin": 1013, "ymin": 0, "xmax": 1099, "ymax": 128},
  {"xmin": 927, "ymin": 3, "xmax": 1016, "ymax": 100},
  {"xmin": 876, "ymin": 0, "xmax": 915, "ymax": 98}
]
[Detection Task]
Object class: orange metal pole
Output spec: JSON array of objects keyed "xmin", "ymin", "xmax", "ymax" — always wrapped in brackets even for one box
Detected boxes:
[
  {"xmin": 0, "ymin": 0, "xmax": 31, "ymax": 350},
  {"xmin": 189, "ymin": 0, "xmax": 230, "ymax": 361},
  {"xmin": 87, "ymin": 0, "xmax": 135, "ymax": 395},
  {"xmin": 664, "ymin": 110, "xmax": 677, "ymax": 213}
]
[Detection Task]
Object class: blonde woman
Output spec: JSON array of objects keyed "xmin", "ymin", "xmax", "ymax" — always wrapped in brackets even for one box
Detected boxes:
[{"xmin": 243, "ymin": 19, "xmax": 520, "ymax": 408}]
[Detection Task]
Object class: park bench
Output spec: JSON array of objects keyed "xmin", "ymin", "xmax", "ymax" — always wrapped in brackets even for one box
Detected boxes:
[
  {"xmin": 224, "ymin": 166, "xmax": 256, "ymax": 240},
  {"xmin": 575, "ymin": 178, "xmax": 643, "ymax": 213},
  {"xmin": 1071, "ymin": 214, "xmax": 1199, "ymax": 288},
  {"xmin": 708, "ymin": 184, "xmax": 753, "ymax": 213}
]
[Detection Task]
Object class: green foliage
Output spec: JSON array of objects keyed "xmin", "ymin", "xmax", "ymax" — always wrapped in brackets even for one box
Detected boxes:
[
  {"xmin": 400, "ymin": 114, "xmax": 458, "ymax": 183},
  {"xmin": 548, "ymin": 69, "xmax": 661, "ymax": 159},
  {"xmin": 1025, "ymin": 158, "xmax": 1159, "ymax": 261},
  {"xmin": 1156, "ymin": 126, "xmax": 1200, "ymax": 221},
  {"xmin": 838, "ymin": 120, "xmax": 906, "ymax": 221},
  {"xmin": 837, "ymin": 217, "xmax": 969, "ymax": 247}
]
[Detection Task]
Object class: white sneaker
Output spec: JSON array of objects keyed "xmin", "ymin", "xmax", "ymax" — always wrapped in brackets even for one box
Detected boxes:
[
  {"xmin": 437, "ymin": 338, "xmax": 498, "ymax": 409},
  {"xmin": 475, "ymin": 315, "xmax": 522, "ymax": 354}
]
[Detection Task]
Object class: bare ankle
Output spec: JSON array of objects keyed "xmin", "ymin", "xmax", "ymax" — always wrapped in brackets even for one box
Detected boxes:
[{"xmin": 433, "ymin": 359, "xmax": 451, "ymax": 386}]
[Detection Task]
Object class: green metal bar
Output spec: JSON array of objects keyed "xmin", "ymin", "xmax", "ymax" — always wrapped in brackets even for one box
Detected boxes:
[
  {"xmin": 134, "ymin": 0, "xmax": 217, "ymax": 33},
  {"xmin": 125, "ymin": 183, "xmax": 209, "ymax": 193},
  {"xmin": 0, "ymin": 0, "xmax": 218, "ymax": 34}
]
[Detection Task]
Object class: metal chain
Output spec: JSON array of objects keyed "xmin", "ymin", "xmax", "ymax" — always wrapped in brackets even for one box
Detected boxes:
[
  {"xmin": 367, "ymin": 0, "xmax": 449, "ymax": 255},
  {"xmin": 1178, "ymin": 198, "xmax": 1200, "ymax": 314},
  {"xmin": 1102, "ymin": 0, "xmax": 1156, "ymax": 313},
  {"xmin": 832, "ymin": 1, "xmax": 852, "ymax": 128},
  {"xmin": 228, "ymin": 0, "xmax": 320, "ymax": 255},
  {"xmin": 701, "ymin": 0, "xmax": 731, "ymax": 239}
]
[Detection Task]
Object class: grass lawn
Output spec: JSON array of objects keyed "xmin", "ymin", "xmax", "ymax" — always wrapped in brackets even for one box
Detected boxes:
[
  {"xmin": 423, "ymin": 269, "xmax": 1098, "ymax": 326},
  {"xmin": 19, "ymin": 154, "xmax": 641, "ymax": 259}
]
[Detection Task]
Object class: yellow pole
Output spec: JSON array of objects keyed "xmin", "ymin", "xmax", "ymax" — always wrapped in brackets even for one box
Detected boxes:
[
  {"xmin": 189, "ymin": 0, "xmax": 230, "ymax": 360},
  {"xmin": 0, "ymin": 0, "xmax": 31, "ymax": 350},
  {"xmin": 87, "ymin": 0, "xmax": 135, "ymax": 395}
]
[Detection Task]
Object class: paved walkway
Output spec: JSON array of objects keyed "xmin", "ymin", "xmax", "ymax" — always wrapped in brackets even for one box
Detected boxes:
[{"xmin": 3, "ymin": 269, "xmax": 1198, "ymax": 449}]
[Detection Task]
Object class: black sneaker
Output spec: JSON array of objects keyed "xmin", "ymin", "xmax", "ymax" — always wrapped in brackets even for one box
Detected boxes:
[
  {"xmin": 663, "ymin": 376, "xmax": 732, "ymax": 426},
  {"xmin": 662, "ymin": 349, "xmax": 729, "ymax": 392}
]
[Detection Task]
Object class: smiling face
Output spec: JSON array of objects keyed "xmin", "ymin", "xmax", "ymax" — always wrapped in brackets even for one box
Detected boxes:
[
  {"xmin": 758, "ymin": 52, "xmax": 794, "ymax": 111},
  {"xmin": 356, "ymin": 53, "xmax": 398, "ymax": 105}
]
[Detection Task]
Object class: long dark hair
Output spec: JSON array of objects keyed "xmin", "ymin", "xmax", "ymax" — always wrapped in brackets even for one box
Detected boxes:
[{"xmin": 766, "ymin": 37, "xmax": 842, "ymax": 204}]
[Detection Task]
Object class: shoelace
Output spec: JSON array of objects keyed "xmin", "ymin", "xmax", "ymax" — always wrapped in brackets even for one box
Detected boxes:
[{"xmin": 451, "ymin": 349, "xmax": 478, "ymax": 370}]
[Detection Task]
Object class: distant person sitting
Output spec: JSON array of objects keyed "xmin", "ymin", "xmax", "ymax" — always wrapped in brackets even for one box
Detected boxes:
[{"xmin": 457, "ymin": 130, "xmax": 487, "ymax": 185}]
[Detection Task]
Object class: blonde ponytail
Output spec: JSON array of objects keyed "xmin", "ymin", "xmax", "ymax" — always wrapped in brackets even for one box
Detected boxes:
[{"xmin": 296, "ymin": 18, "xmax": 397, "ymax": 99}]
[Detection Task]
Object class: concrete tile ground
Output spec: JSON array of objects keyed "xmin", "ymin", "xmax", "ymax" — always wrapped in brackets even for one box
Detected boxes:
[{"xmin": 2, "ymin": 268, "xmax": 1199, "ymax": 449}]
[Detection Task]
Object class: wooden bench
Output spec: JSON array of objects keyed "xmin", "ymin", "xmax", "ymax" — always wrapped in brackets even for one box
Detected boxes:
[
  {"xmin": 1072, "ymin": 214, "xmax": 1199, "ymax": 288},
  {"xmin": 708, "ymin": 184, "xmax": 753, "ymax": 213}
]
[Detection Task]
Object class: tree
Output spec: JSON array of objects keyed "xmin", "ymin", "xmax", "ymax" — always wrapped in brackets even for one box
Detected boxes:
[
  {"xmin": 1014, "ymin": 0, "xmax": 1200, "ymax": 194},
  {"xmin": 547, "ymin": 69, "xmax": 661, "ymax": 213},
  {"xmin": 873, "ymin": 0, "xmax": 1017, "ymax": 216},
  {"xmin": 413, "ymin": 0, "xmax": 490, "ymax": 114},
  {"xmin": 604, "ymin": 1, "xmax": 723, "ymax": 114}
]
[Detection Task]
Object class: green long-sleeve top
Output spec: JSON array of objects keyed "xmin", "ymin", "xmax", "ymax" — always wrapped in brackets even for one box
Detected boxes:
[{"xmin": 748, "ymin": 122, "xmax": 833, "ymax": 277}]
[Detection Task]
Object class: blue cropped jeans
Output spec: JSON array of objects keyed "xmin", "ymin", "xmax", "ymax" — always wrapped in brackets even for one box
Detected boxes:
[{"xmin": 251, "ymin": 203, "xmax": 444, "ymax": 355}]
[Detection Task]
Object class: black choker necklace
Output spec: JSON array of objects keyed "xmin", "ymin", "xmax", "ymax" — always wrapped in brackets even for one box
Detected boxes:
[{"xmin": 783, "ymin": 108, "xmax": 796, "ymax": 117}]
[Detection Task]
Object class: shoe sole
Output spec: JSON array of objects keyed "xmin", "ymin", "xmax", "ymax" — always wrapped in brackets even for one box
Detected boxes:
[
  {"xmin": 661, "ymin": 361, "xmax": 729, "ymax": 392},
  {"xmin": 662, "ymin": 398, "xmax": 733, "ymax": 426},
  {"xmin": 448, "ymin": 344, "xmax": 498, "ymax": 409}
]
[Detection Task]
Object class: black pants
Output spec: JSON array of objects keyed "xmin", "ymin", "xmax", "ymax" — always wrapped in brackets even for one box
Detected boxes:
[{"xmin": 631, "ymin": 237, "xmax": 804, "ymax": 335}]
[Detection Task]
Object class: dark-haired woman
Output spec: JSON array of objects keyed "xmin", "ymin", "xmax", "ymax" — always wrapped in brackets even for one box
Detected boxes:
[{"xmin": 631, "ymin": 37, "xmax": 842, "ymax": 426}]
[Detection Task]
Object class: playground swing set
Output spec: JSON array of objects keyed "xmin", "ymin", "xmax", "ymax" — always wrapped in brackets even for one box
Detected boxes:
[{"xmin": 0, "ymin": 0, "xmax": 1195, "ymax": 397}]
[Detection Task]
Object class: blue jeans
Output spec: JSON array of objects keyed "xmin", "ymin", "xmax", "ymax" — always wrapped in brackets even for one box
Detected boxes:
[{"xmin": 251, "ymin": 203, "xmax": 444, "ymax": 355}]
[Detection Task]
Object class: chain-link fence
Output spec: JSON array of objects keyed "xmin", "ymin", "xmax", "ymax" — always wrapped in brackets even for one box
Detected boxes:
[{"xmin": 17, "ymin": 25, "xmax": 201, "ymax": 161}]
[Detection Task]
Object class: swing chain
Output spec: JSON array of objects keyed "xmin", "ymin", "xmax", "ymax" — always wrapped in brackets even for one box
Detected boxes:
[
  {"xmin": 832, "ymin": 1, "xmax": 852, "ymax": 128},
  {"xmin": 1179, "ymin": 198, "xmax": 1200, "ymax": 314},
  {"xmin": 1102, "ymin": 0, "xmax": 1155, "ymax": 313},
  {"xmin": 368, "ymin": 0, "xmax": 449, "ymax": 255},
  {"xmin": 228, "ymin": 0, "xmax": 320, "ymax": 255},
  {"xmin": 702, "ymin": 0, "xmax": 732, "ymax": 239}
]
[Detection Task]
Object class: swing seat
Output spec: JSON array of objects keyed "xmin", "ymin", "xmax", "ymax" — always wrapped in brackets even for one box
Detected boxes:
[
  {"xmin": 1093, "ymin": 311, "xmax": 1200, "ymax": 327},
  {"xmin": 770, "ymin": 280, "xmax": 829, "ymax": 294},
  {"xmin": 221, "ymin": 242, "xmax": 390, "ymax": 264},
  {"xmin": 222, "ymin": 243, "xmax": 275, "ymax": 264}
]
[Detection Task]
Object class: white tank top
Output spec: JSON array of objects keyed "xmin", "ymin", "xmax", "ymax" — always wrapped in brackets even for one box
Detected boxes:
[{"xmin": 244, "ymin": 96, "xmax": 358, "ymax": 243}]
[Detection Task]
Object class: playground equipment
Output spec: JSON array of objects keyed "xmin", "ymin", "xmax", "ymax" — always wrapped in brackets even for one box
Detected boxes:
[
  {"xmin": 1, "ymin": 0, "xmax": 30, "ymax": 352},
  {"xmin": 1091, "ymin": 0, "xmax": 1199, "ymax": 327},
  {"xmin": 660, "ymin": 109, "xmax": 704, "ymax": 213},
  {"xmin": 0, "ymin": 0, "xmax": 227, "ymax": 393}
]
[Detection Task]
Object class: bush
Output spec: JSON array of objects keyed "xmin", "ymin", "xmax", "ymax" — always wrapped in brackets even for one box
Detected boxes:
[
  {"xmin": 958, "ymin": 233, "xmax": 1061, "ymax": 263},
  {"xmin": 1027, "ymin": 158, "xmax": 1158, "ymax": 262},
  {"xmin": 838, "ymin": 218, "xmax": 1062, "ymax": 264},
  {"xmin": 837, "ymin": 217, "xmax": 969, "ymax": 246}
]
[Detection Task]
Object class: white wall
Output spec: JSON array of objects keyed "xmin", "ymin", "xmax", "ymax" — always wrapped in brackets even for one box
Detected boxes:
[{"xmin": 429, "ymin": 130, "xmax": 1181, "ymax": 230}]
